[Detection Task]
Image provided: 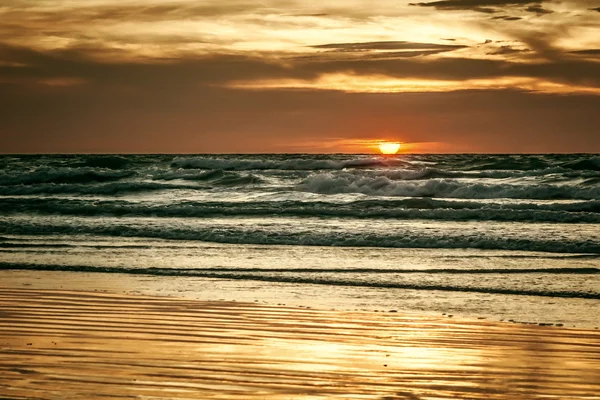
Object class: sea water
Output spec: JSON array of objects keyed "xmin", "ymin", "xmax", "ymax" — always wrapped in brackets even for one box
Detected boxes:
[{"xmin": 1, "ymin": 154, "xmax": 599, "ymax": 327}]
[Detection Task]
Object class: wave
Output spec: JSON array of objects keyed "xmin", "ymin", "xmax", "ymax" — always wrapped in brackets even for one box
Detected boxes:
[
  {"xmin": 81, "ymin": 155, "xmax": 131, "ymax": 170},
  {"xmin": 465, "ymin": 157, "xmax": 551, "ymax": 171},
  {"xmin": 154, "ymin": 169, "xmax": 225, "ymax": 181},
  {"xmin": 0, "ymin": 172, "xmax": 266, "ymax": 195},
  {"xmin": 186, "ymin": 267, "xmax": 600, "ymax": 274},
  {"xmin": 0, "ymin": 168, "xmax": 134, "ymax": 186},
  {"xmin": 298, "ymin": 172, "xmax": 600, "ymax": 200},
  {"xmin": 155, "ymin": 169, "xmax": 264, "ymax": 185},
  {"xmin": 2, "ymin": 262, "xmax": 598, "ymax": 299},
  {"xmin": 560, "ymin": 156, "xmax": 600, "ymax": 172},
  {"xmin": 1, "ymin": 239, "xmax": 598, "ymax": 260},
  {"xmin": 1, "ymin": 198, "xmax": 600, "ymax": 223},
  {"xmin": 0, "ymin": 181, "xmax": 205, "ymax": 196},
  {"xmin": 160, "ymin": 165, "xmax": 599, "ymax": 186},
  {"xmin": 0, "ymin": 242, "xmax": 155, "ymax": 249},
  {"xmin": 449, "ymin": 155, "xmax": 600, "ymax": 172},
  {"xmin": 1, "ymin": 220, "xmax": 599, "ymax": 254},
  {"xmin": 171, "ymin": 156, "xmax": 407, "ymax": 171}
]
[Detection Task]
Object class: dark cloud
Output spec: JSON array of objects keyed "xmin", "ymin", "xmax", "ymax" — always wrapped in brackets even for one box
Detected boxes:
[
  {"xmin": 409, "ymin": 0, "xmax": 544, "ymax": 13},
  {"xmin": 487, "ymin": 45, "xmax": 528, "ymax": 54},
  {"xmin": 0, "ymin": 43, "xmax": 299, "ymax": 88},
  {"xmin": 309, "ymin": 41, "xmax": 468, "ymax": 59},
  {"xmin": 525, "ymin": 4, "xmax": 553, "ymax": 14},
  {"xmin": 590, "ymin": 7, "xmax": 600, "ymax": 12},
  {"xmin": 492, "ymin": 15, "xmax": 523, "ymax": 20},
  {"xmin": 303, "ymin": 56, "xmax": 599, "ymax": 88},
  {"xmin": 570, "ymin": 49, "xmax": 600, "ymax": 55},
  {"xmin": 289, "ymin": 13, "xmax": 329, "ymax": 17},
  {"xmin": 508, "ymin": 28, "xmax": 570, "ymax": 61},
  {"xmin": 328, "ymin": 50, "xmax": 460, "ymax": 60},
  {"xmin": 312, "ymin": 41, "xmax": 467, "ymax": 51}
]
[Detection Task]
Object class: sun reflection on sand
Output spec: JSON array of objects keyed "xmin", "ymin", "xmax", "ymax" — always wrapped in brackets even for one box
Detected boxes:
[{"xmin": 1, "ymin": 288, "xmax": 599, "ymax": 399}]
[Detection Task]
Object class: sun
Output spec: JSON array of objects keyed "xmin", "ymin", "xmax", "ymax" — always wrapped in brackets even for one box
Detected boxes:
[{"xmin": 378, "ymin": 142, "xmax": 401, "ymax": 155}]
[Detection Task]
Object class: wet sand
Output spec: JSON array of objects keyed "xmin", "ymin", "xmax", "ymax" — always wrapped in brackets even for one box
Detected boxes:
[{"xmin": 1, "ymin": 287, "xmax": 599, "ymax": 399}]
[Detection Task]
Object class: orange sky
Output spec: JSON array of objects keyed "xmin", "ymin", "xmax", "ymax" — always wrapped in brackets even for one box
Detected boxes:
[{"xmin": 0, "ymin": 0, "xmax": 599, "ymax": 153}]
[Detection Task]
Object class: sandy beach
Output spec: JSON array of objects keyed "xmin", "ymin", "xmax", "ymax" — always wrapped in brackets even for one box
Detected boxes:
[{"xmin": 1, "ymin": 287, "xmax": 599, "ymax": 399}]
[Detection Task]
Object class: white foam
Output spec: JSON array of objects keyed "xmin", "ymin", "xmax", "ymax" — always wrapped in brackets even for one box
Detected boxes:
[{"xmin": 298, "ymin": 172, "xmax": 600, "ymax": 200}]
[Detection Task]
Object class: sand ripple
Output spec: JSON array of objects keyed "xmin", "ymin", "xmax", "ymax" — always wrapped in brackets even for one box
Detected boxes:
[{"xmin": 1, "ymin": 288, "xmax": 599, "ymax": 399}]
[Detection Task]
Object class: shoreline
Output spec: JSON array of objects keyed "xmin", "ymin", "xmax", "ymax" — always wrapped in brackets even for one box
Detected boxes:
[
  {"xmin": 2, "ymin": 287, "xmax": 600, "ymax": 399},
  {"xmin": 2, "ymin": 269, "xmax": 599, "ymax": 330}
]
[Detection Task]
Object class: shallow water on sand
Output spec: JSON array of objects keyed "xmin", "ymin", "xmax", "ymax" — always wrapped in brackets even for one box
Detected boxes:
[{"xmin": 2, "ymin": 235, "xmax": 599, "ymax": 328}]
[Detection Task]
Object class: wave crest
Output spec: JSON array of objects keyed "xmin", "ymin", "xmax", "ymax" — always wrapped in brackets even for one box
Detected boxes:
[{"xmin": 298, "ymin": 172, "xmax": 600, "ymax": 200}]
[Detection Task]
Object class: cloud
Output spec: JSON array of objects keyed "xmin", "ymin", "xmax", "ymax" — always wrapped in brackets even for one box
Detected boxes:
[
  {"xmin": 0, "ymin": 43, "xmax": 297, "ymax": 88},
  {"xmin": 0, "ymin": 0, "xmax": 598, "ymax": 95},
  {"xmin": 309, "ymin": 41, "xmax": 468, "ymax": 59},
  {"xmin": 0, "ymin": 0, "xmax": 598, "ymax": 153},
  {"xmin": 486, "ymin": 45, "xmax": 528, "ymax": 54},
  {"xmin": 525, "ymin": 4, "xmax": 553, "ymax": 15},
  {"xmin": 289, "ymin": 13, "xmax": 330, "ymax": 17},
  {"xmin": 570, "ymin": 49, "xmax": 600, "ymax": 55},
  {"xmin": 1, "ymin": 40, "xmax": 598, "ymax": 95},
  {"xmin": 1, "ymin": 2, "xmax": 264, "ymax": 26},
  {"xmin": 312, "ymin": 41, "xmax": 467, "ymax": 51},
  {"xmin": 491, "ymin": 15, "xmax": 523, "ymax": 20},
  {"xmin": 409, "ymin": 0, "xmax": 545, "ymax": 13}
]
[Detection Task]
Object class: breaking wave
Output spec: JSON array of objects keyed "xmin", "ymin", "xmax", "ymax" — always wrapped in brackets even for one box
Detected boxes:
[
  {"xmin": 169, "ymin": 155, "xmax": 600, "ymax": 174},
  {"xmin": 154, "ymin": 169, "xmax": 226, "ymax": 181},
  {"xmin": 0, "ymin": 171, "xmax": 265, "ymax": 195},
  {"xmin": 298, "ymin": 172, "xmax": 600, "ymax": 200}
]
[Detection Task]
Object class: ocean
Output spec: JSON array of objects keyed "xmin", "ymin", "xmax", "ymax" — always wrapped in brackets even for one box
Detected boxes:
[{"xmin": 1, "ymin": 154, "xmax": 599, "ymax": 327}]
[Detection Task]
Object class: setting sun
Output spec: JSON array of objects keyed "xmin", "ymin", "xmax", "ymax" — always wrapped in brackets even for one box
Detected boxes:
[{"xmin": 378, "ymin": 142, "xmax": 401, "ymax": 155}]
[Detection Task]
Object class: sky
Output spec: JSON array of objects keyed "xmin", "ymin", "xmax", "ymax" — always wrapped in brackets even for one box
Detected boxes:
[{"xmin": 0, "ymin": 0, "xmax": 599, "ymax": 153}]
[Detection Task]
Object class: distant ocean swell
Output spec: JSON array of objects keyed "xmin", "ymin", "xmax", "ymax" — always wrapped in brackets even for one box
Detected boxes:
[
  {"xmin": 170, "ymin": 156, "xmax": 404, "ymax": 170},
  {"xmin": 1, "ymin": 219, "xmax": 599, "ymax": 254},
  {"xmin": 1, "ymin": 262, "xmax": 599, "ymax": 300},
  {"xmin": 0, "ymin": 198, "xmax": 599, "ymax": 223},
  {"xmin": 3, "ymin": 155, "xmax": 599, "ymax": 171},
  {"xmin": 170, "ymin": 155, "xmax": 600, "ymax": 172}
]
